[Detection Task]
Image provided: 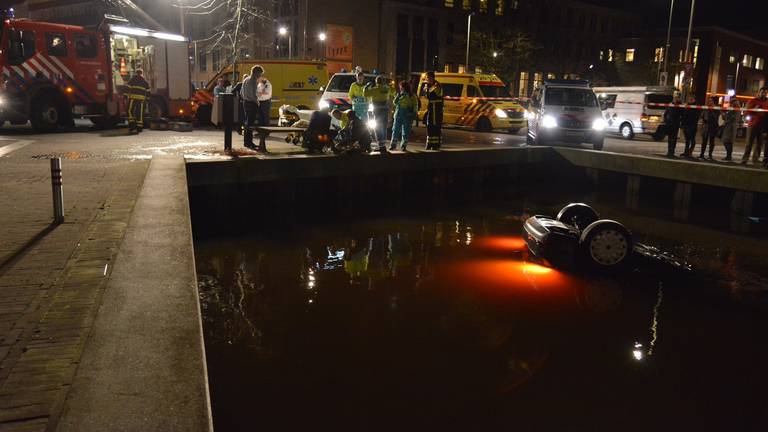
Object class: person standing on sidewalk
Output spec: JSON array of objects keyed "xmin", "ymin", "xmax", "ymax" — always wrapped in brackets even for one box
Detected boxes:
[
  {"xmin": 423, "ymin": 71, "xmax": 444, "ymax": 150},
  {"xmin": 255, "ymin": 66, "xmax": 273, "ymax": 127},
  {"xmin": 240, "ymin": 66, "xmax": 260, "ymax": 150},
  {"xmin": 699, "ymin": 97, "xmax": 720, "ymax": 159},
  {"xmin": 127, "ymin": 69, "xmax": 150, "ymax": 134},
  {"xmin": 681, "ymin": 96, "xmax": 700, "ymax": 158},
  {"xmin": 663, "ymin": 93, "xmax": 683, "ymax": 157},
  {"xmin": 741, "ymin": 87, "xmax": 767, "ymax": 164},
  {"xmin": 390, "ymin": 81, "xmax": 418, "ymax": 151},
  {"xmin": 720, "ymin": 100, "xmax": 741, "ymax": 161},
  {"xmin": 349, "ymin": 71, "xmax": 369, "ymax": 122},
  {"xmin": 364, "ymin": 75, "xmax": 393, "ymax": 153}
]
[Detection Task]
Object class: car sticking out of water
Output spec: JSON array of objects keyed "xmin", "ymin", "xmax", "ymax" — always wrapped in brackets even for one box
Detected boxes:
[{"xmin": 523, "ymin": 203, "xmax": 692, "ymax": 271}]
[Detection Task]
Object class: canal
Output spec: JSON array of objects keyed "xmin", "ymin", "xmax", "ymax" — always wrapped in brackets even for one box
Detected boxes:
[{"xmin": 193, "ymin": 198, "xmax": 768, "ymax": 431}]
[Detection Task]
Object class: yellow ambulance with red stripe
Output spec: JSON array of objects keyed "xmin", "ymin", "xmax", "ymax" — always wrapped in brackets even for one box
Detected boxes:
[{"xmin": 417, "ymin": 72, "xmax": 526, "ymax": 133}]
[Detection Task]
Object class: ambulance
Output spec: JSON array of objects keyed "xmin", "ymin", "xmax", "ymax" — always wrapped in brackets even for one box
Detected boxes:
[
  {"xmin": 192, "ymin": 60, "xmax": 327, "ymax": 123},
  {"xmin": 416, "ymin": 72, "xmax": 526, "ymax": 133}
]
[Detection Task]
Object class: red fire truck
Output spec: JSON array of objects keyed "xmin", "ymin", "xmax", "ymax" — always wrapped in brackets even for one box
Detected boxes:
[{"xmin": 0, "ymin": 10, "xmax": 193, "ymax": 132}]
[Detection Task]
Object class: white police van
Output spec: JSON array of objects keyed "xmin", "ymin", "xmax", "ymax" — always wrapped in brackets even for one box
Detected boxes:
[
  {"xmin": 593, "ymin": 86, "xmax": 675, "ymax": 140},
  {"xmin": 526, "ymin": 80, "xmax": 606, "ymax": 150}
]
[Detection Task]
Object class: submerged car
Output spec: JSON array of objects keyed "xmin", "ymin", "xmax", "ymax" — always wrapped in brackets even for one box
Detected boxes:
[{"xmin": 523, "ymin": 203, "xmax": 691, "ymax": 271}]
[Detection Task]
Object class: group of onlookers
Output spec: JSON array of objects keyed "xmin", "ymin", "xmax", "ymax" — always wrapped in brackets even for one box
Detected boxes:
[{"xmin": 664, "ymin": 87, "xmax": 767, "ymax": 167}]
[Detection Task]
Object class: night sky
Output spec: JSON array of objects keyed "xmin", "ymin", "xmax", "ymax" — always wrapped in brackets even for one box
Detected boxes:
[{"xmin": 583, "ymin": 0, "xmax": 768, "ymax": 37}]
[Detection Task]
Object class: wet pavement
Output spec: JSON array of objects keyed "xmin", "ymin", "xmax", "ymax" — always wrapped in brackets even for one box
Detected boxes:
[{"xmin": 194, "ymin": 202, "xmax": 768, "ymax": 431}]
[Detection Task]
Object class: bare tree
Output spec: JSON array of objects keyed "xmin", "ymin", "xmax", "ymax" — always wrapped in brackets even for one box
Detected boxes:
[{"xmin": 470, "ymin": 29, "xmax": 536, "ymax": 85}]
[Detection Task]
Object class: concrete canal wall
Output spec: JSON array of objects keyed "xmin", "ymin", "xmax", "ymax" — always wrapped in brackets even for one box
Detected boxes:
[{"xmin": 186, "ymin": 147, "xmax": 768, "ymax": 235}]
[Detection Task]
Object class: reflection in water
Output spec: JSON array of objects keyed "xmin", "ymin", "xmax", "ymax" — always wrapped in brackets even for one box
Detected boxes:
[{"xmin": 196, "ymin": 211, "xmax": 768, "ymax": 431}]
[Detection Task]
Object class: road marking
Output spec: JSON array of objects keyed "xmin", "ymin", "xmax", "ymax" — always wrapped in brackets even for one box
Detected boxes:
[{"xmin": 0, "ymin": 140, "xmax": 34, "ymax": 157}]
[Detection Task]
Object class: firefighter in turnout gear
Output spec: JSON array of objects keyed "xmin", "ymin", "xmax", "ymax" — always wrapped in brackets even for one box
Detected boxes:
[
  {"xmin": 127, "ymin": 69, "xmax": 150, "ymax": 133},
  {"xmin": 423, "ymin": 71, "xmax": 443, "ymax": 150}
]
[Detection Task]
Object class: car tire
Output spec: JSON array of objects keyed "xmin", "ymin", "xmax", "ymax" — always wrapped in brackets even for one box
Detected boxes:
[
  {"xmin": 476, "ymin": 116, "xmax": 492, "ymax": 132},
  {"xmin": 620, "ymin": 122, "xmax": 634, "ymax": 140},
  {"xmin": 557, "ymin": 203, "xmax": 600, "ymax": 230},
  {"xmin": 579, "ymin": 220, "xmax": 633, "ymax": 267}
]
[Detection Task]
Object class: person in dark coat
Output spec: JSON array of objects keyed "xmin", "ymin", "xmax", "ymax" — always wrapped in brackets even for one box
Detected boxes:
[
  {"xmin": 681, "ymin": 96, "xmax": 700, "ymax": 157},
  {"xmin": 699, "ymin": 97, "xmax": 720, "ymax": 159},
  {"xmin": 663, "ymin": 93, "xmax": 684, "ymax": 157},
  {"xmin": 720, "ymin": 100, "xmax": 741, "ymax": 161}
]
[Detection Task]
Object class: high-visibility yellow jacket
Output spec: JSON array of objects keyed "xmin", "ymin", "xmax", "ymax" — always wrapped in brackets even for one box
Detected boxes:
[
  {"xmin": 348, "ymin": 82, "xmax": 367, "ymax": 106},
  {"xmin": 364, "ymin": 84, "xmax": 392, "ymax": 105}
]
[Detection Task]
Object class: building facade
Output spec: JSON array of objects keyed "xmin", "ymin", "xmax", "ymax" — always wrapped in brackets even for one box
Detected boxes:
[{"xmin": 611, "ymin": 27, "xmax": 768, "ymax": 103}]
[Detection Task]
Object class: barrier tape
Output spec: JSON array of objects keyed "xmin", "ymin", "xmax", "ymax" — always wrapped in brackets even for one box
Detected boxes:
[{"xmin": 615, "ymin": 100, "xmax": 768, "ymax": 112}]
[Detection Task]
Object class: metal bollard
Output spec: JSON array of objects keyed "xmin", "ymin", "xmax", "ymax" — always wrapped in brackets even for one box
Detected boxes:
[{"xmin": 50, "ymin": 157, "xmax": 64, "ymax": 223}]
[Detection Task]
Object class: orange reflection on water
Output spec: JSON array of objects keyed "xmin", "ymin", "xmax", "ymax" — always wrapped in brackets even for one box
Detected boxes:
[
  {"xmin": 473, "ymin": 236, "xmax": 528, "ymax": 252},
  {"xmin": 440, "ymin": 258, "xmax": 576, "ymax": 298}
]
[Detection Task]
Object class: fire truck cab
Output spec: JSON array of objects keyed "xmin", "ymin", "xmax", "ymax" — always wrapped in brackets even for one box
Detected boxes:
[{"xmin": 0, "ymin": 10, "xmax": 191, "ymax": 132}]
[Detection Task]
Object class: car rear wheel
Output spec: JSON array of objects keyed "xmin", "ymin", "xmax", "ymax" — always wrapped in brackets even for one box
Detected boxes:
[
  {"xmin": 579, "ymin": 220, "xmax": 633, "ymax": 267},
  {"xmin": 557, "ymin": 203, "xmax": 599, "ymax": 230},
  {"xmin": 620, "ymin": 123, "xmax": 634, "ymax": 140}
]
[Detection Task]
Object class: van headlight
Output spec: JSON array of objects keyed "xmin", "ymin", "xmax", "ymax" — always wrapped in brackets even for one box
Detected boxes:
[
  {"xmin": 523, "ymin": 110, "xmax": 532, "ymax": 119},
  {"xmin": 367, "ymin": 119, "xmax": 377, "ymax": 129},
  {"xmin": 494, "ymin": 108, "xmax": 508, "ymax": 118},
  {"xmin": 318, "ymin": 100, "xmax": 330, "ymax": 110},
  {"xmin": 368, "ymin": 103, "xmax": 374, "ymax": 112},
  {"xmin": 592, "ymin": 118, "xmax": 607, "ymax": 131},
  {"xmin": 541, "ymin": 114, "xmax": 558, "ymax": 128}
]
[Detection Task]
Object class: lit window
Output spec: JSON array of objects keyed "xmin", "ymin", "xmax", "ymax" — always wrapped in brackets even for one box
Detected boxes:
[
  {"xmin": 743, "ymin": 54, "xmax": 753, "ymax": 68},
  {"xmin": 625, "ymin": 48, "xmax": 635, "ymax": 62},
  {"xmin": 444, "ymin": 62, "xmax": 453, "ymax": 72},
  {"xmin": 479, "ymin": 0, "xmax": 488, "ymax": 13},
  {"xmin": 679, "ymin": 49, "xmax": 683, "ymax": 62},
  {"xmin": 692, "ymin": 39, "xmax": 699, "ymax": 66},
  {"xmin": 444, "ymin": 0, "xmax": 454, "ymax": 7},
  {"xmin": 519, "ymin": 71, "xmax": 529, "ymax": 97},
  {"xmin": 757, "ymin": 57, "xmax": 765, "ymax": 70},
  {"xmin": 546, "ymin": 72, "xmax": 556, "ymax": 79},
  {"xmin": 458, "ymin": 64, "xmax": 466, "ymax": 73},
  {"xmin": 608, "ymin": 49, "xmax": 614, "ymax": 62},
  {"xmin": 533, "ymin": 72, "xmax": 543, "ymax": 89},
  {"xmin": 599, "ymin": 50, "xmax": 604, "ymax": 61},
  {"xmin": 729, "ymin": 52, "xmax": 736, "ymax": 64},
  {"xmin": 475, "ymin": 66, "xmax": 483, "ymax": 73},
  {"xmin": 654, "ymin": 47, "xmax": 664, "ymax": 62},
  {"xmin": 495, "ymin": 0, "xmax": 504, "ymax": 15},
  {"xmin": 462, "ymin": 0, "xmax": 470, "ymax": 10}
]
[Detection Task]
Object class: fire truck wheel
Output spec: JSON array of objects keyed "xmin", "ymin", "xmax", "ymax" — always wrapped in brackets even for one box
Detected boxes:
[
  {"xmin": 475, "ymin": 117, "xmax": 492, "ymax": 132},
  {"xmin": 30, "ymin": 97, "xmax": 64, "ymax": 133}
]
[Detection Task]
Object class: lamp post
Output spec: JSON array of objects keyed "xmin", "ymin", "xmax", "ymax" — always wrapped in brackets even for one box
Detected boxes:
[
  {"xmin": 279, "ymin": 26, "xmax": 292, "ymax": 60},
  {"xmin": 661, "ymin": 0, "xmax": 674, "ymax": 85},
  {"xmin": 465, "ymin": 12, "xmax": 474, "ymax": 73},
  {"xmin": 318, "ymin": 32, "xmax": 326, "ymax": 60}
]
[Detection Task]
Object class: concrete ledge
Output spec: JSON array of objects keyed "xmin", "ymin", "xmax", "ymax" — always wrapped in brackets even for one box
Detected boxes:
[
  {"xmin": 186, "ymin": 146, "xmax": 547, "ymax": 186},
  {"xmin": 56, "ymin": 155, "xmax": 213, "ymax": 432},
  {"xmin": 554, "ymin": 147, "xmax": 768, "ymax": 194}
]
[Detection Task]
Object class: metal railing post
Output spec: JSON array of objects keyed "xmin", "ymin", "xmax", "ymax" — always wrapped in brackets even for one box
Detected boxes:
[{"xmin": 50, "ymin": 158, "xmax": 64, "ymax": 224}]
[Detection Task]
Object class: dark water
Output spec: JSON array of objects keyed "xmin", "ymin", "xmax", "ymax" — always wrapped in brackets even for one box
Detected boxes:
[{"xmin": 195, "ymin": 204, "xmax": 768, "ymax": 431}]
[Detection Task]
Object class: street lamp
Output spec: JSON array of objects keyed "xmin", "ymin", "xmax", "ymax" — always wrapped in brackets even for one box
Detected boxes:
[
  {"xmin": 492, "ymin": 51, "xmax": 498, "ymax": 58},
  {"xmin": 279, "ymin": 26, "xmax": 292, "ymax": 60},
  {"xmin": 465, "ymin": 12, "xmax": 474, "ymax": 73},
  {"xmin": 318, "ymin": 32, "xmax": 326, "ymax": 60}
]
